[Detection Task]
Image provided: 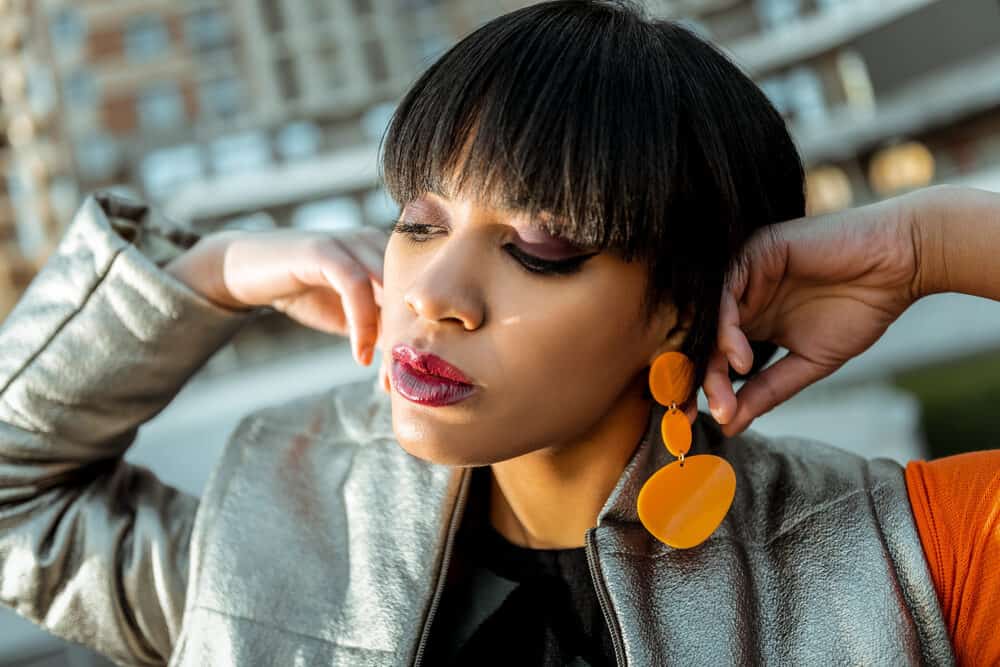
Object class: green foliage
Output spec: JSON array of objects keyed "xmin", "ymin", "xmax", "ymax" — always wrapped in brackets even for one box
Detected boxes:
[{"xmin": 892, "ymin": 347, "xmax": 1000, "ymax": 459}]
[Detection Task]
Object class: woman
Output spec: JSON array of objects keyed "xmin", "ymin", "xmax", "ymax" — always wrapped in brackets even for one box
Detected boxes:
[{"xmin": 0, "ymin": 1, "xmax": 996, "ymax": 665}]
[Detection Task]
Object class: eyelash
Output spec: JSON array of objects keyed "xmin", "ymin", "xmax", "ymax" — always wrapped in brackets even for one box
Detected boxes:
[{"xmin": 389, "ymin": 220, "xmax": 594, "ymax": 276}]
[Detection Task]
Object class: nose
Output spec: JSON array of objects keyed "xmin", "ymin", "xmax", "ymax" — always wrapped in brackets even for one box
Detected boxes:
[{"xmin": 403, "ymin": 240, "xmax": 486, "ymax": 331}]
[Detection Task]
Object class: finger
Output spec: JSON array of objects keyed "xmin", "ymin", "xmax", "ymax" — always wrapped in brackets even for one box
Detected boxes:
[
  {"xmin": 702, "ymin": 346, "xmax": 737, "ymax": 425},
  {"xmin": 718, "ymin": 288, "xmax": 754, "ymax": 374},
  {"xmin": 721, "ymin": 352, "xmax": 827, "ymax": 437},
  {"xmin": 316, "ymin": 260, "xmax": 379, "ymax": 365},
  {"xmin": 337, "ymin": 232, "xmax": 386, "ymax": 285}
]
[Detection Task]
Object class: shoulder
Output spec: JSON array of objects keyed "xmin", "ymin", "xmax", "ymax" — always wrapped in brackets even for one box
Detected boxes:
[
  {"xmin": 700, "ymin": 412, "xmax": 906, "ymax": 493},
  {"xmin": 694, "ymin": 413, "xmax": 910, "ymax": 544}
]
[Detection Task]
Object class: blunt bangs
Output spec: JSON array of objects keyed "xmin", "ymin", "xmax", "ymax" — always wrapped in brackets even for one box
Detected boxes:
[
  {"xmin": 382, "ymin": 0, "xmax": 673, "ymax": 259},
  {"xmin": 379, "ymin": 0, "xmax": 806, "ymax": 389}
]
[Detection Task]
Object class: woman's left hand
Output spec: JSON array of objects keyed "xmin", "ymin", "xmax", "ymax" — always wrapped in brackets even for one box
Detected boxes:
[{"xmin": 702, "ymin": 190, "xmax": 930, "ymax": 437}]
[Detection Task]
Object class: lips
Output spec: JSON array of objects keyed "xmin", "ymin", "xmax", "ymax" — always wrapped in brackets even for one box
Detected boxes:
[
  {"xmin": 390, "ymin": 343, "xmax": 476, "ymax": 407},
  {"xmin": 391, "ymin": 344, "xmax": 474, "ymax": 384}
]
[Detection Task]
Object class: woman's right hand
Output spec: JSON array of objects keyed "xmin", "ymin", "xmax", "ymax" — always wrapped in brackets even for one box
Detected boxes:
[{"xmin": 164, "ymin": 227, "xmax": 389, "ymax": 367}]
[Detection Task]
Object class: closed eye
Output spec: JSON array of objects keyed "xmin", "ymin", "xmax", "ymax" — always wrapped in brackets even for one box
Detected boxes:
[{"xmin": 390, "ymin": 220, "xmax": 598, "ymax": 276}]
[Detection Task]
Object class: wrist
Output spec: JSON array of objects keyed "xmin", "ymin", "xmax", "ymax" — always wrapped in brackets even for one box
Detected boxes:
[
  {"xmin": 905, "ymin": 184, "xmax": 953, "ymax": 299},
  {"xmin": 164, "ymin": 231, "xmax": 255, "ymax": 313},
  {"xmin": 903, "ymin": 187, "xmax": 947, "ymax": 300},
  {"xmin": 905, "ymin": 184, "xmax": 1000, "ymax": 302}
]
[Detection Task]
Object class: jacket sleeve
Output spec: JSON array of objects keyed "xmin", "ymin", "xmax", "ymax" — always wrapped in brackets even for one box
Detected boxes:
[{"xmin": 0, "ymin": 194, "xmax": 256, "ymax": 665}]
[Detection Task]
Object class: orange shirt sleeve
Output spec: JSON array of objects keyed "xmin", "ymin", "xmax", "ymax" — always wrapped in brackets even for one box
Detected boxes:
[{"xmin": 904, "ymin": 449, "xmax": 1000, "ymax": 666}]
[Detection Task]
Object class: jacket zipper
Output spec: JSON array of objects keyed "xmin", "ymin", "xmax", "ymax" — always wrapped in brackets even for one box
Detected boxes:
[
  {"xmin": 586, "ymin": 527, "xmax": 627, "ymax": 667},
  {"xmin": 412, "ymin": 468, "xmax": 472, "ymax": 667}
]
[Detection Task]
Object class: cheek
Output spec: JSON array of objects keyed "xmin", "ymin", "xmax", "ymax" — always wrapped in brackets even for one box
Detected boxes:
[
  {"xmin": 492, "ymin": 282, "xmax": 645, "ymax": 409},
  {"xmin": 378, "ymin": 245, "xmax": 414, "ymax": 335}
]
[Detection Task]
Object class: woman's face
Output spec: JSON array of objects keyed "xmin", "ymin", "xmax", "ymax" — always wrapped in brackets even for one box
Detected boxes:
[{"xmin": 379, "ymin": 190, "xmax": 684, "ymax": 466}]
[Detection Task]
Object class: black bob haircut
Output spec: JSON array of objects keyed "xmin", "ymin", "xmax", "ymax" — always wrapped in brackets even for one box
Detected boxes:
[{"xmin": 379, "ymin": 0, "xmax": 805, "ymax": 392}]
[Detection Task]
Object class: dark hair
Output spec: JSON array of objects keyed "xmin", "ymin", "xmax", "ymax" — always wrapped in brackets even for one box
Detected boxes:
[{"xmin": 379, "ymin": 0, "xmax": 804, "ymax": 391}]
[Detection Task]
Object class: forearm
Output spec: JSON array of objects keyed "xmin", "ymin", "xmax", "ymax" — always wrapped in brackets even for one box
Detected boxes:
[
  {"xmin": 912, "ymin": 184, "xmax": 1000, "ymax": 300},
  {"xmin": 164, "ymin": 229, "xmax": 256, "ymax": 312}
]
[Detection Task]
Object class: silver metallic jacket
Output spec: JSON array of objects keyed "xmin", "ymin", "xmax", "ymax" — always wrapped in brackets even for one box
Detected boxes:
[{"xmin": 0, "ymin": 196, "xmax": 955, "ymax": 666}]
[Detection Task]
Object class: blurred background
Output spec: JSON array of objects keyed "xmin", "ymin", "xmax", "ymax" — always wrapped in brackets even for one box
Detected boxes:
[{"xmin": 2, "ymin": 0, "xmax": 1000, "ymax": 663}]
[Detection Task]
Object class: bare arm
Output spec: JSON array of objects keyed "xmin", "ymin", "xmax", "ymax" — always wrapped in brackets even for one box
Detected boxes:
[{"xmin": 912, "ymin": 184, "xmax": 1000, "ymax": 301}]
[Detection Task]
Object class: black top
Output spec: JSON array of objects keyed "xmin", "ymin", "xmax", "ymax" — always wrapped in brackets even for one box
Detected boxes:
[{"xmin": 421, "ymin": 466, "xmax": 617, "ymax": 666}]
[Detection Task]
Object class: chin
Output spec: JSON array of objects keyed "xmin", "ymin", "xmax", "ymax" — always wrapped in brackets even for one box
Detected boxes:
[
  {"xmin": 389, "ymin": 412, "xmax": 480, "ymax": 467},
  {"xmin": 392, "ymin": 436, "xmax": 487, "ymax": 467}
]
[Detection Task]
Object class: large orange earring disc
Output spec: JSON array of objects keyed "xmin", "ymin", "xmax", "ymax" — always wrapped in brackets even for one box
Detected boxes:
[
  {"xmin": 649, "ymin": 351, "xmax": 694, "ymax": 406},
  {"xmin": 637, "ymin": 454, "xmax": 736, "ymax": 549}
]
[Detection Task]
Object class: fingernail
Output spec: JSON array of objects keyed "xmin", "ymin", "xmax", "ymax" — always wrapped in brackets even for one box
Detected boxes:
[
  {"xmin": 711, "ymin": 405, "xmax": 725, "ymax": 423},
  {"xmin": 728, "ymin": 353, "xmax": 741, "ymax": 372}
]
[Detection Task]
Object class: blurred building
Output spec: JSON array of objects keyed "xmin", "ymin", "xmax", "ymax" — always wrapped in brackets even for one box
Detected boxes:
[{"xmin": 3, "ymin": 0, "xmax": 1000, "ymax": 321}]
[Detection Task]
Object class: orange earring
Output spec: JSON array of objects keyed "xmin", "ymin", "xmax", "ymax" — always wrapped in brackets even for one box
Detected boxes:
[{"xmin": 636, "ymin": 351, "xmax": 736, "ymax": 549}]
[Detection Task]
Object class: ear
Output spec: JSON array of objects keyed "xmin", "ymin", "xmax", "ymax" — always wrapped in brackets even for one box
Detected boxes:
[{"xmin": 647, "ymin": 300, "xmax": 696, "ymax": 365}]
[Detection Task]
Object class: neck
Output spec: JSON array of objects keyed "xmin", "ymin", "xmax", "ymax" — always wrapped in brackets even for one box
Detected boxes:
[{"xmin": 488, "ymin": 375, "xmax": 652, "ymax": 549}]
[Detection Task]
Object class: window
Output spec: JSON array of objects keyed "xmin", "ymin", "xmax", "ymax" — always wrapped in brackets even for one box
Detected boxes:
[
  {"xmin": 76, "ymin": 133, "xmax": 120, "ymax": 180},
  {"xmin": 398, "ymin": 0, "xmax": 439, "ymax": 9},
  {"xmin": 308, "ymin": 0, "xmax": 332, "ymax": 21},
  {"xmin": 210, "ymin": 131, "xmax": 271, "ymax": 174},
  {"xmin": 276, "ymin": 121, "xmax": 322, "ymax": 160},
  {"xmin": 292, "ymin": 197, "xmax": 363, "ymax": 231},
  {"xmin": 364, "ymin": 40, "xmax": 389, "ymax": 84},
  {"xmin": 200, "ymin": 77, "xmax": 242, "ymax": 120},
  {"xmin": 138, "ymin": 82, "xmax": 184, "ymax": 130},
  {"xmin": 784, "ymin": 67, "xmax": 827, "ymax": 127},
  {"xmin": 124, "ymin": 14, "xmax": 169, "ymax": 62},
  {"xmin": 186, "ymin": 9, "xmax": 230, "ymax": 51},
  {"xmin": 352, "ymin": 0, "xmax": 374, "ymax": 15},
  {"xmin": 276, "ymin": 56, "xmax": 300, "ymax": 100},
  {"xmin": 259, "ymin": 0, "xmax": 285, "ymax": 33},
  {"xmin": 49, "ymin": 7, "xmax": 85, "ymax": 54},
  {"xmin": 754, "ymin": 0, "xmax": 803, "ymax": 30},
  {"xmin": 25, "ymin": 64, "xmax": 57, "ymax": 118},
  {"xmin": 140, "ymin": 144, "xmax": 204, "ymax": 198},
  {"xmin": 316, "ymin": 43, "xmax": 348, "ymax": 92},
  {"xmin": 361, "ymin": 101, "xmax": 394, "ymax": 141},
  {"xmin": 64, "ymin": 69, "xmax": 97, "ymax": 107}
]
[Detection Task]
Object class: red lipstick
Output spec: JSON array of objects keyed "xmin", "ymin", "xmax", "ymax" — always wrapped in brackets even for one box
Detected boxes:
[{"xmin": 391, "ymin": 343, "xmax": 476, "ymax": 407}]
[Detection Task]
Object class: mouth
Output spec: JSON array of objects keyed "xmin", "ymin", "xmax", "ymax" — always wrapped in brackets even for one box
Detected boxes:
[{"xmin": 390, "ymin": 344, "xmax": 477, "ymax": 407}]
